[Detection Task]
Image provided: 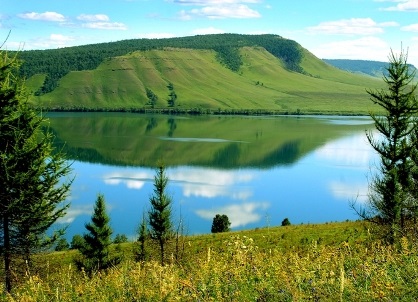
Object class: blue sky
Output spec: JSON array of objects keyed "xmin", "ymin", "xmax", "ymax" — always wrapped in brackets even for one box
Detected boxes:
[{"xmin": 1, "ymin": 0, "xmax": 418, "ymax": 66}]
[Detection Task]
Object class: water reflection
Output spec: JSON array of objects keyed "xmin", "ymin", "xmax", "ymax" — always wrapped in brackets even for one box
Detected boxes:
[
  {"xmin": 195, "ymin": 202, "xmax": 270, "ymax": 228},
  {"xmin": 45, "ymin": 114, "xmax": 378, "ymax": 238},
  {"xmin": 47, "ymin": 113, "xmax": 373, "ymax": 168}
]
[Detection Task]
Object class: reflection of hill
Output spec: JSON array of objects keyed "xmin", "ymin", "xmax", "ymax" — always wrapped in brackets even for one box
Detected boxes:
[
  {"xmin": 46, "ymin": 113, "xmax": 372, "ymax": 169},
  {"xmin": 249, "ymin": 140, "xmax": 301, "ymax": 168}
]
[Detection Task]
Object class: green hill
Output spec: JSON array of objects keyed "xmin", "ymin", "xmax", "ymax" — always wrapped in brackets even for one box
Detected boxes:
[
  {"xmin": 323, "ymin": 58, "xmax": 418, "ymax": 79},
  {"xmin": 20, "ymin": 34, "xmax": 384, "ymax": 114}
]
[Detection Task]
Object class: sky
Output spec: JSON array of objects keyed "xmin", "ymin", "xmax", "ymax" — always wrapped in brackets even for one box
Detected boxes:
[{"xmin": 1, "ymin": 0, "xmax": 418, "ymax": 67}]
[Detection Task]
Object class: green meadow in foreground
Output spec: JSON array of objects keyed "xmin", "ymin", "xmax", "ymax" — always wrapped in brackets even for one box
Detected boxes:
[{"xmin": 3, "ymin": 221, "xmax": 418, "ymax": 301}]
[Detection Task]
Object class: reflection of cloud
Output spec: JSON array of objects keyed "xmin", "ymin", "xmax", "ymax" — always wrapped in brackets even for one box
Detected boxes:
[
  {"xmin": 328, "ymin": 181, "xmax": 368, "ymax": 203},
  {"xmin": 315, "ymin": 134, "xmax": 376, "ymax": 166},
  {"xmin": 56, "ymin": 205, "xmax": 92, "ymax": 224},
  {"xmin": 170, "ymin": 168, "xmax": 254, "ymax": 200},
  {"xmin": 103, "ymin": 171, "xmax": 153, "ymax": 190},
  {"xmin": 196, "ymin": 202, "xmax": 270, "ymax": 228}
]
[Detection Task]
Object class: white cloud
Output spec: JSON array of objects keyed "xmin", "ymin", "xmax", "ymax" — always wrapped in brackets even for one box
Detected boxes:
[
  {"xmin": 49, "ymin": 33, "xmax": 74, "ymax": 44},
  {"xmin": 170, "ymin": 168, "xmax": 254, "ymax": 199},
  {"xmin": 170, "ymin": 0, "xmax": 261, "ymax": 19},
  {"xmin": 328, "ymin": 181, "xmax": 369, "ymax": 203},
  {"xmin": 137, "ymin": 32, "xmax": 177, "ymax": 39},
  {"xmin": 171, "ymin": 0, "xmax": 261, "ymax": 4},
  {"xmin": 103, "ymin": 171, "xmax": 153, "ymax": 190},
  {"xmin": 82, "ymin": 22, "xmax": 128, "ymax": 30},
  {"xmin": 402, "ymin": 23, "xmax": 418, "ymax": 32},
  {"xmin": 195, "ymin": 202, "xmax": 269, "ymax": 228},
  {"xmin": 192, "ymin": 26, "xmax": 225, "ymax": 35},
  {"xmin": 189, "ymin": 5, "xmax": 261, "ymax": 19},
  {"xmin": 76, "ymin": 14, "xmax": 127, "ymax": 30},
  {"xmin": 77, "ymin": 14, "xmax": 110, "ymax": 22},
  {"xmin": 18, "ymin": 11, "xmax": 66, "ymax": 22},
  {"xmin": 16, "ymin": 33, "xmax": 75, "ymax": 49},
  {"xmin": 312, "ymin": 36, "xmax": 390, "ymax": 62},
  {"xmin": 315, "ymin": 133, "xmax": 376, "ymax": 167},
  {"xmin": 380, "ymin": 0, "xmax": 418, "ymax": 11},
  {"xmin": 56, "ymin": 205, "xmax": 92, "ymax": 224},
  {"xmin": 308, "ymin": 18, "xmax": 397, "ymax": 35}
]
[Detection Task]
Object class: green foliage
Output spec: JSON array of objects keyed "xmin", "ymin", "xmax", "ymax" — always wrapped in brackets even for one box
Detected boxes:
[
  {"xmin": 113, "ymin": 234, "xmax": 128, "ymax": 244},
  {"xmin": 134, "ymin": 213, "xmax": 148, "ymax": 262},
  {"xmin": 70, "ymin": 234, "xmax": 85, "ymax": 250},
  {"xmin": 362, "ymin": 49, "xmax": 418, "ymax": 243},
  {"xmin": 77, "ymin": 194, "xmax": 118, "ymax": 272},
  {"xmin": 55, "ymin": 238, "xmax": 70, "ymax": 251},
  {"xmin": 281, "ymin": 218, "xmax": 291, "ymax": 226},
  {"xmin": 148, "ymin": 164, "xmax": 173, "ymax": 265},
  {"xmin": 211, "ymin": 214, "xmax": 231, "ymax": 233},
  {"xmin": 214, "ymin": 45, "xmax": 242, "ymax": 72},
  {"xmin": 167, "ymin": 82, "xmax": 177, "ymax": 107},
  {"xmin": 0, "ymin": 49, "xmax": 72, "ymax": 292},
  {"xmin": 145, "ymin": 88, "xmax": 158, "ymax": 108}
]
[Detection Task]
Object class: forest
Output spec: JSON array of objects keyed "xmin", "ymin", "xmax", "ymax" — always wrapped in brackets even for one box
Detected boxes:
[{"xmin": 14, "ymin": 34, "xmax": 303, "ymax": 95}]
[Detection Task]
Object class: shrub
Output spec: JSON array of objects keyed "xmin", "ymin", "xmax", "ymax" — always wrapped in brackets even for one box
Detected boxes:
[
  {"xmin": 281, "ymin": 218, "xmax": 291, "ymax": 226},
  {"xmin": 211, "ymin": 214, "xmax": 231, "ymax": 233}
]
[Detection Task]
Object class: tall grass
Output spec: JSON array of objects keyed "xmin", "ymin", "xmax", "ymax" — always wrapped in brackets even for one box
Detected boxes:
[{"xmin": 3, "ymin": 223, "xmax": 418, "ymax": 301}]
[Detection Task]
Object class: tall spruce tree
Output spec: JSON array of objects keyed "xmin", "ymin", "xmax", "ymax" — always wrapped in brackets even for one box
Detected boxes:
[
  {"xmin": 148, "ymin": 165, "xmax": 173, "ymax": 265},
  {"xmin": 77, "ymin": 194, "xmax": 115, "ymax": 273},
  {"xmin": 364, "ymin": 49, "xmax": 418, "ymax": 242},
  {"xmin": 0, "ymin": 51, "xmax": 72, "ymax": 292}
]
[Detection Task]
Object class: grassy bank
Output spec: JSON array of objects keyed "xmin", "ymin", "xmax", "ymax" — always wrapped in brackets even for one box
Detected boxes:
[{"xmin": 3, "ymin": 221, "xmax": 418, "ymax": 301}]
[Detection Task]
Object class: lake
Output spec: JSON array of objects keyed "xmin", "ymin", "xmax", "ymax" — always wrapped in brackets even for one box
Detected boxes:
[{"xmin": 45, "ymin": 113, "xmax": 378, "ymax": 240}]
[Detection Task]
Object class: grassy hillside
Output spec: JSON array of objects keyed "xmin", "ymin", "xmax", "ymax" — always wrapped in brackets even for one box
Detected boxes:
[{"xmin": 28, "ymin": 46, "xmax": 383, "ymax": 114}]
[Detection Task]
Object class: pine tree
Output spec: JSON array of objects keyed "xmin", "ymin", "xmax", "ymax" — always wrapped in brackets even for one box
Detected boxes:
[
  {"xmin": 148, "ymin": 165, "xmax": 173, "ymax": 265},
  {"xmin": 363, "ymin": 49, "xmax": 418, "ymax": 242},
  {"xmin": 134, "ymin": 213, "xmax": 148, "ymax": 262},
  {"xmin": 77, "ymin": 194, "xmax": 115, "ymax": 272},
  {"xmin": 0, "ymin": 50, "xmax": 72, "ymax": 292}
]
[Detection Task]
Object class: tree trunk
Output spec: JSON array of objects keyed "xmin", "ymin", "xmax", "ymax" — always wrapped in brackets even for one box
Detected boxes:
[{"xmin": 3, "ymin": 215, "xmax": 12, "ymax": 293}]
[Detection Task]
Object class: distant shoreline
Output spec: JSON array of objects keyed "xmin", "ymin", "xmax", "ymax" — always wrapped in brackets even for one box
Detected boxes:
[{"xmin": 36, "ymin": 106, "xmax": 370, "ymax": 117}]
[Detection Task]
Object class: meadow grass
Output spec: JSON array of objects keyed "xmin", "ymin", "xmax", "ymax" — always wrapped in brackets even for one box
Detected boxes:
[{"xmin": 3, "ymin": 221, "xmax": 418, "ymax": 301}]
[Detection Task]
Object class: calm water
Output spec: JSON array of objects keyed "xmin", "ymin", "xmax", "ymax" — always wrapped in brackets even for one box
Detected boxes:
[{"xmin": 46, "ymin": 113, "xmax": 378, "ymax": 240}]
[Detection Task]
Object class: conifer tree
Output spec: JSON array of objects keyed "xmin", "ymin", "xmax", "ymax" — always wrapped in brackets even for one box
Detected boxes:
[
  {"xmin": 77, "ymin": 194, "xmax": 115, "ymax": 272},
  {"xmin": 363, "ymin": 49, "xmax": 418, "ymax": 242},
  {"xmin": 0, "ymin": 50, "xmax": 72, "ymax": 292},
  {"xmin": 135, "ymin": 213, "xmax": 148, "ymax": 262},
  {"xmin": 148, "ymin": 165, "xmax": 173, "ymax": 265}
]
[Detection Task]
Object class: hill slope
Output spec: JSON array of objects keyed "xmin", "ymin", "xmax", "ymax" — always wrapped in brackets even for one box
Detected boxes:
[
  {"xmin": 323, "ymin": 59, "xmax": 418, "ymax": 79},
  {"xmin": 21, "ymin": 34, "xmax": 384, "ymax": 114}
]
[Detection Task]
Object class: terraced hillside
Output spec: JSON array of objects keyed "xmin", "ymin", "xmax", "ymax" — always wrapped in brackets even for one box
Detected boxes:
[{"xmin": 21, "ymin": 34, "xmax": 384, "ymax": 114}]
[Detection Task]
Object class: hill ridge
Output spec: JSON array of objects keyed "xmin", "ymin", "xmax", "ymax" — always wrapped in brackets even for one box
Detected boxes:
[{"xmin": 19, "ymin": 34, "xmax": 385, "ymax": 114}]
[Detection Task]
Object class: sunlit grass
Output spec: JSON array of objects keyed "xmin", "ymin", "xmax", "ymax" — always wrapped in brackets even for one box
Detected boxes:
[{"xmin": 3, "ymin": 221, "xmax": 418, "ymax": 301}]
